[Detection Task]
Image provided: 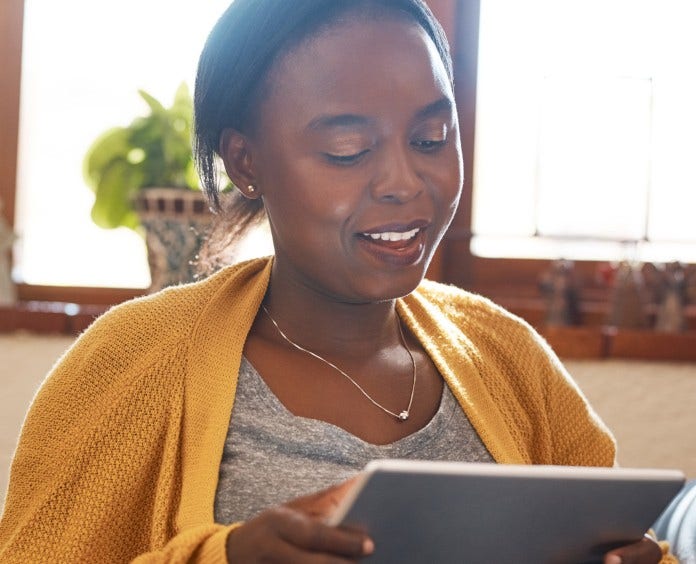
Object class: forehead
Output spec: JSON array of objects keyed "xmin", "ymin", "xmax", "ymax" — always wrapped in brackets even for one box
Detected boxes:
[{"xmin": 257, "ymin": 15, "xmax": 452, "ymax": 129}]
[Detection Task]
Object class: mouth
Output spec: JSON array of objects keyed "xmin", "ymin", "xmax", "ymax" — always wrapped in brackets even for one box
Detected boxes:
[
  {"xmin": 356, "ymin": 221, "xmax": 428, "ymax": 265},
  {"xmin": 360, "ymin": 227, "xmax": 421, "ymax": 244}
]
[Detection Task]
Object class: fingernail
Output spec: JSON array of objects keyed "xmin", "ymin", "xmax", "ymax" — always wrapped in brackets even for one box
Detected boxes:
[
  {"xmin": 605, "ymin": 555, "xmax": 622, "ymax": 564},
  {"xmin": 363, "ymin": 538, "xmax": 375, "ymax": 555}
]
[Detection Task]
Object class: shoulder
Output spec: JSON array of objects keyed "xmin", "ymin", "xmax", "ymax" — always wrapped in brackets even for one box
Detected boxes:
[
  {"xmin": 411, "ymin": 278, "xmax": 565, "ymax": 385},
  {"xmin": 84, "ymin": 259, "xmax": 259, "ymax": 348},
  {"xmin": 41, "ymin": 260, "xmax": 264, "ymax": 400},
  {"xmin": 23, "ymin": 259, "xmax": 268, "ymax": 438},
  {"xmin": 414, "ymin": 278, "xmax": 540, "ymax": 345},
  {"xmin": 412, "ymin": 280, "xmax": 615, "ymax": 465}
]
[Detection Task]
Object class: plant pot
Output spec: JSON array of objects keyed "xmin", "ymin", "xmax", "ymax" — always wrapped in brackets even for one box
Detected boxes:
[{"xmin": 133, "ymin": 188, "xmax": 213, "ymax": 292}]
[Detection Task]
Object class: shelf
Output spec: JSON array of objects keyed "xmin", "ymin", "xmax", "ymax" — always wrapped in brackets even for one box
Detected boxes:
[
  {"xmin": 540, "ymin": 325, "xmax": 696, "ymax": 361},
  {"xmin": 0, "ymin": 302, "xmax": 106, "ymax": 335}
]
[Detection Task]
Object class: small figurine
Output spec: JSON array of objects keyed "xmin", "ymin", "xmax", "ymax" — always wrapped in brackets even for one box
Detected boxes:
[
  {"xmin": 0, "ymin": 199, "xmax": 17, "ymax": 305},
  {"xmin": 601, "ymin": 261, "xmax": 650, "ymax": 329},
  {"xmin": 643, "ymin": 262, "xmax": 696, "ymax": 333},
  {"xmin": 539, "ymin": 259, "xmax": 581, "ymax": 326}
]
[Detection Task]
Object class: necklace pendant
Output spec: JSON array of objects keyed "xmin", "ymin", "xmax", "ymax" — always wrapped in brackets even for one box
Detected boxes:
[{"xmin": 397, "ymin": 410, "xmax": 409, "ymax": 421}]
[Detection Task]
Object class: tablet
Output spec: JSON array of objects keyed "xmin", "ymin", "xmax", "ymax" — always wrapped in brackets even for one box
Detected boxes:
[{"xmin": 328, "ymin": 460, "xmax": 685, "ymax": 564}]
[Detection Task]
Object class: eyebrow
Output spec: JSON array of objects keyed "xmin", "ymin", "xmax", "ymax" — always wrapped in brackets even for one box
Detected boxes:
[
  {"xmin": 305, "ymin": 97, "xmax": 454, "ymax": 132},
  {"xmin": 413, "ymin": 97, "xmax": 454, "ymax": 122},
  {"xmin": 306, "ymin": 113, "xmax": 372, "ymax": 132}
]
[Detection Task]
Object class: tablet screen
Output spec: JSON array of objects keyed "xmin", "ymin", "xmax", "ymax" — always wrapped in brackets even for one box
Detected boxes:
[{"xmin": 330, "ymin": 460, "xmax": 685, "ymax": 564}]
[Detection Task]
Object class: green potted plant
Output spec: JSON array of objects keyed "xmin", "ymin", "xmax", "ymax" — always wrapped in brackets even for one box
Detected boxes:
[{"xmin": 83, "ymin": 83, "xmax": 212, "ymax": 291}]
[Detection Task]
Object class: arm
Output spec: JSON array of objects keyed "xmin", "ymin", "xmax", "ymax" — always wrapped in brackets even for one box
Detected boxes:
[
  {"xmin": 135, "ymin": 480, "xmax": 372, "ymax": 563},
  {"xmin": 0, "ymin": 307, "xmax": 220, "ymax": 562},
  {"xmin": 0, "ymin": 330, "xmax": 370, "ymax": 563}
]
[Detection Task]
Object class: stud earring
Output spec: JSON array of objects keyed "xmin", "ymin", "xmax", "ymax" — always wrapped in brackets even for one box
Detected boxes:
[{"xmin": 247, "ymin": 184, "xmax": 256, "ymax": 194}]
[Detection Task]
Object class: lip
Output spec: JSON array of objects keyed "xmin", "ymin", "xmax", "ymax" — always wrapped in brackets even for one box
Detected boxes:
[
  {"xmin": 354, "ymin": 220, "xmax": 429, "ymax": 267},
  {"xmin": 358, "ymin": 218, "xmax": 430, "ymax": 235}
]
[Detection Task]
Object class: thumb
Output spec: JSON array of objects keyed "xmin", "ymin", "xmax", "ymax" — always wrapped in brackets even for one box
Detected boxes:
[{"xmin": 285, "ymin": 476, "xmax": 360, "ymax": 519}]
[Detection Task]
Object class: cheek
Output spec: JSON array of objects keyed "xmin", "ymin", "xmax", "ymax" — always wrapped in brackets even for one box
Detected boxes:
[
  {"xmin": 263, "ymin": 168, "xmax": 360, "ymax": 245},
  {"xmin": 293, "ymin": 180, "xmax": 358, "ymax": 223},
  {"xmin": 276, "ymin": 161, "xmax": 363, "ymax": 222},
  {"xmin": 446, "ymin": 143, "xmax": 464, "ymax": 195},
  {"xmin": 328, "ymin": 198, "xmax": 354, "ymax": 218},
  {"xmin": 431, "ymin": 151, "xmax": 463, "ymax": 206}
]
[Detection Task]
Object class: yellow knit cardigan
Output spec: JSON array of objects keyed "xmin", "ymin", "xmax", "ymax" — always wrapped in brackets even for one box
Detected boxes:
[{"xmin": 1, "ymin": 257, "xmax": 653, "ymax": 563}]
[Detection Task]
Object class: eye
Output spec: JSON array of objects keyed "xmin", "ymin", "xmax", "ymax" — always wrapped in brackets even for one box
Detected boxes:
[
  {"xmin": 412, "ymin": 138, "xmax": 447, "ymax": 152},
  {"xmin": 323, "ymin": 149, "xmax": 370, "ymax": 166},
  {"xmin": 411, "ymin": 121, "xmax": 449, "ymax": 153}
]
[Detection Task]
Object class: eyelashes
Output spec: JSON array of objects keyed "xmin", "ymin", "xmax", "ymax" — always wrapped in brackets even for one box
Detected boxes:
[
  {"xmin": 411, "ymin": 138, "xmax": 447, "ymax": 152},
  {"xmin": 323, "ymin": 138, "xmax": 447, "ymax": 166},
  {"xmin": 323, "ymin": 149, "xmax": 370, "ymax": 165}
]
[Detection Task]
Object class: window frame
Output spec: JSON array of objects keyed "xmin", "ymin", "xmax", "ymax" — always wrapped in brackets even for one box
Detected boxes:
[
  {"xmin": 447, "ymin": 0, "xmax": 696, "ymax": 290},
  {"xmin": 1, "ymin": 0, "xmax": 22, "ymax": 280},
  {"xmin": 2, "ymin": 0, "xmax": 693, "ymax": 336}
]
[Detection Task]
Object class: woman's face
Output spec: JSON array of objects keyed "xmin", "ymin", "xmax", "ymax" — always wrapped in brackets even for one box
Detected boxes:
[{"xmin": 248, "ymin": 15, "xmax": 463, "ymax": 303}]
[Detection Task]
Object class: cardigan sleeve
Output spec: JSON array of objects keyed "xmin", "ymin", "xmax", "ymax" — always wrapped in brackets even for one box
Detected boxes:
[
  {"xmin": 465, "ymin": 305, "xmax": 681, "ymax": 563},
  {"xmin": 130, "ymin": 523, "xmax": 241, "ymax": 563},
  {"xmin": 451, "ymin": 291, "xmax": 617, "ymax": 467},
  {"xmin": 1, "ymin": 262, "xmax": 273, "ymax": 563},
  {"xmin": 532, "ymin": 332, "xmax": 617, "ymax": 467},
  {"xmin": 522, "ymin": 324, "xmax": 617, "ymax": 466},
  {"xmin": 447, "ymin": 298, "xmax": 679, "ymax": 563},
  {"xmin": 0, "ymin": 309, "xmax": 232, "ymax": 563},
  {"xmin": 403, "ymin": 281, "xmax": 617, "ymax": 466}
]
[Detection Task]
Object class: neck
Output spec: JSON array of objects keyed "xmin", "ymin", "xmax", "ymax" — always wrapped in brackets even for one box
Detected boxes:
[{"xmin": 261, "ymin": 266, "xmax": 404, "ymax": 357}]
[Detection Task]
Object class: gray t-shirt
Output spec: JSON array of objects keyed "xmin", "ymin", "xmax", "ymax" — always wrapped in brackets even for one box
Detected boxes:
[{"xmin": 214, "ymin": 356, "xmax": 493, "ymax": 524}]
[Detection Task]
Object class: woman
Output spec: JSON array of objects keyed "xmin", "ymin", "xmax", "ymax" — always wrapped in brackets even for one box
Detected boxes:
[{"xmin": 0, "ymin": 0, "xmax": 672, "ymax": 562}]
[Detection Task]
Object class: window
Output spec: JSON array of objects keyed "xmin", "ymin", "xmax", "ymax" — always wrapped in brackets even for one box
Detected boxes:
[
  {"xmin": 472, "ymin": 0, "xmax": 696, "ymax": 264},
  {"xmin": 14, "ymin": 0, "xmax": 231, "ymax": 288}
]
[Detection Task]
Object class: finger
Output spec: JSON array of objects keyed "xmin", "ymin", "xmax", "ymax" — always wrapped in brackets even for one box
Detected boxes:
[
  {"xmin": 604, "ymin": 535, "xmax": 662, "ymax": 564},
  {"xmin": 232, "ymin": 533, "xmax": 357, "ymax": 564},
  {"xmin": 226, "ymin": 509, "xmax": 371, "ymax": 563},
  {"xmin": 275, "ymin": 507, "xmax": 373, "ymax": 558},
  {"xmin": 285, "ymin": 476, "xmax": 360, "ymax": 519},
  {"xmin": 274, "ymin": 539, "xmax": 366, "ymax": 564}
]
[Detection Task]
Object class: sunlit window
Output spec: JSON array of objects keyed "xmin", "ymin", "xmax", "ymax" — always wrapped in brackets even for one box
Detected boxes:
[
  {"xmin": 473, "ymin": 0, "xmax": 696, "ymax": 263},
  {"xmin": 14, "ymin": 0, "xmax": 231, "ymax": 287}
]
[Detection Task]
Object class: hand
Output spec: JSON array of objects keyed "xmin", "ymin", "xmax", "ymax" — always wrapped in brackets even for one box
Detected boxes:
[
  {"xmin": 225, "ymin": 479, "xmax": 374, "ymax": 563},
  {"xmin": 284, "ymin": 475, "xmax": 359, "ymax": 520},
  {"xmin": 604, "ymin": 534, "xmax": 663, "ymax": 564}
]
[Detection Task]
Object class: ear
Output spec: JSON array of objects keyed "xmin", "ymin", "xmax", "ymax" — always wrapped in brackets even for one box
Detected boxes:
[{"xmin": 219, "ymin": 128, "xmax": 261, "ymax": 199}]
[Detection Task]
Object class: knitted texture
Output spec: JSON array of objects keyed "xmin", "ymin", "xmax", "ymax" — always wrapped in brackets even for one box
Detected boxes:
[
  {"xmin": 399, "ymin": 280, "xmax": 617, "ymax": 466},
  {"xmin": 0, "ymin": 257, "xmax": 625, "ymax": 562}
]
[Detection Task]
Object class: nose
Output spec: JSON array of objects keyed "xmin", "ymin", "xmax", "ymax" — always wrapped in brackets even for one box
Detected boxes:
[{"xmin": 369, "ymin": 142, "xmax": 424, "ymax": 203}]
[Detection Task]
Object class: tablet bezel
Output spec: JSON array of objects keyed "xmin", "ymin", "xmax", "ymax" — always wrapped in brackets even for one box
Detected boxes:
[{"xmin": 329, "ymin": 460, "xmax": 685, "ymax": 564}]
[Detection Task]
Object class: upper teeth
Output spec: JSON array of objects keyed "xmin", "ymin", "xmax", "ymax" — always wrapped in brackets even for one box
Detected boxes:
[{"xmin": 364, "ymin": 228, "xmax": 420, "ymax": 241}]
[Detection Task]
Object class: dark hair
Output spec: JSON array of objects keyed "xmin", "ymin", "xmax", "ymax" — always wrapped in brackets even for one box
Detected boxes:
[{"xmin": 193, "ymin": 0, "xmax": 453, "ymax": 272}]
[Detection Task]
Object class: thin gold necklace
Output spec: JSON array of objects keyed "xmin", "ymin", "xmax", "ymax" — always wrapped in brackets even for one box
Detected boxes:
[{"xmin": 261, "ymin": 304, "xmax": 417, "ymax": 421}]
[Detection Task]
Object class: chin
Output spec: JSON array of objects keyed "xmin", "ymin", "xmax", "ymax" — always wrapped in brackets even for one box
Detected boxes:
[{"xmin": 357, "ymin": 268, "xmax": 428, "ymax": 303}]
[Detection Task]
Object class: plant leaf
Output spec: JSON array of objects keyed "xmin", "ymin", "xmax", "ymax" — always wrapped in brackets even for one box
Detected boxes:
[
  {"xmin": 83, "ymin": 127, "xmax": 131, "ymax": 190},
  {"xmin": 184, "ymin": 160, "xmax": 200, "ymax": 190},
  {"xmin": 90, "ymin": 159, "xmax": 143, "ymax": 229},
  {"xmin": 85, "ymin": 83, "xmax": 196, "ymax": 230},
  {"xmin": 138, "ymin": 89, "xmax": 167, "ymax": 116},
  {"xmin": 172, "ymin": 82, "xmax": 191, "ymax": 111}
]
